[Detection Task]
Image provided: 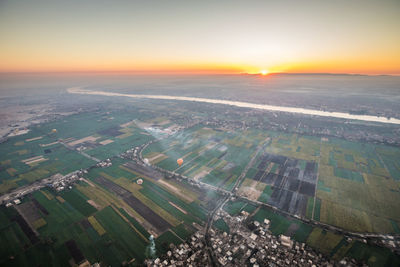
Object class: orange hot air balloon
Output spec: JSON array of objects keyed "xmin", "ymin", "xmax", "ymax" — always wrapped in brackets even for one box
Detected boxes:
[{"xmin": 177, "ymin": 158, "xmax": 183, "ymax": 166}]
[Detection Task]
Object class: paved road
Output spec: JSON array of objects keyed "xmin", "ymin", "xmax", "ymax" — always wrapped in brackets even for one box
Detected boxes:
[
  {"xmin": 137, "ymin": 138, "xmax": 400, "ymax": 242},
  {"xmin": 203, "ymin": 139, "xmax": 268, "ymax": 266},
  {"xmin": 0, "ymin": 171, "xmax": 79, "ymax": 204}
]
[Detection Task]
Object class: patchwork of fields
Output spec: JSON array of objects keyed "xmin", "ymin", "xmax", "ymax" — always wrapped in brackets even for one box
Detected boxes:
[
  {"xmin": 317, "ymin": 138, "xmax": 400, "ymax": 233},
  {"xmin": 0, "ymin": 157, "xmax": 215, "ymax": 266},
  {"xmin": 240, "ymin": 152, "xmax": 317, "ymax": 217},
  {"xmin": 144, "ymin": 126, "xmax": 400, "ymax": 234},
  {"xmin": 231, "ymin": 132, "xmax": 400, "ymax": 234},
  {"xmin": 1, "ymin": 106, "xmax": 400, "ymax": 265},
  {"xmin": 0, "ymin": 111, "xmax": 221, "ymax": 265},
  {"xmin": 0, "ymin": 111, "xmax": 155, "ymax": 194}
]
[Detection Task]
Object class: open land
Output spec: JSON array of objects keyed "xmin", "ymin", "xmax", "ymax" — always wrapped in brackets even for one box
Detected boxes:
[{"xmin": 0, "ymin": 94, "xmax": 399, "ymax": 266}]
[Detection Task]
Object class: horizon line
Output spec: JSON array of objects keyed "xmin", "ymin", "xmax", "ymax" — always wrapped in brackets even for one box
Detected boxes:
[{"xmin": 0, "ymin": 70, "xmax": 399, "ymax": 77}]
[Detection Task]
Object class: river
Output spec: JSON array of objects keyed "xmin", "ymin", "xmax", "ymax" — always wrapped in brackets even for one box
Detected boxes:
[{"xmin": 68, "ymin": 87, "xmax": 400, "ymax": 125}]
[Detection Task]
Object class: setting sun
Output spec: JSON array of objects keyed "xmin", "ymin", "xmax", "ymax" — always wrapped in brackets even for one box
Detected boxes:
[{"xmin": 0, "ymin": 1, "xmax": 399, "ymax": 75}]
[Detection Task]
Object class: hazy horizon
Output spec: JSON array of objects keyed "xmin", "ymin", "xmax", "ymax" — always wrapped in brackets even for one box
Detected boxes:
[{"xmin": 1, "ymin": 0, "xmax": 399, "ymax": 74}]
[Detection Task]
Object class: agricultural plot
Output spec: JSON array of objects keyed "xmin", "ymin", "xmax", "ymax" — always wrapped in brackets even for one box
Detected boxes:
[
  {"xmin": 1, "ymin": 99, "xmax": 400, "ymax": 266},
  {"xmin": 265, "ymin": 133, "xmax": 320, "ymax": 162},
  {"xmin": 0, "ymin": 109, "xmax": 158, "ymax": 193},
  {"xmin": 0, "ymin": 134, "xmax": 94, "ymax": 193},
  {"xmin": 345, "ymin": 240, "xmax": 400, "ymax": 267},
  {"xmin": 316, "ymin": 137, "xmax": 400, "ymax": 233},
  {"xmin": 77, "ymin": 158, "xmax": 212, "ymax": 260},
  {"xmin": 0, "ymin": 185, "xmax": 152, "ymax": 266},
  {"xmin": 239, "ymin": 151, "xmax": 318, "ymax": 217},
  {"xmin": 59, "ymin": 189, "xmax": 97, "ymax": 217},
  {"xmin": 143, "ymin": 126, "xmax": 266, "ymax": 190},
  {"xmin": 0, "ymin": 105, "xmax": 186, "ymax": 197},
  {"xmin": 93, "ymin": 176, "xmax": 172, "ymax": 233},
  {"xmin": 123, "ymin": 161, "xmax": 164, "ymax": 180},
  {"xmin": 144, "ymin": 125, "xmax": 400, "ymax": 234},
  {"xmin": 249, "ymin": 132, "xmax": 400, "ymax": 234},
  {"xmin": 0, "ymin": 207, "xmax": 32, "ymax": 261},
  {"xmin": 14, "ymin": 201, "xmax": 46, "ymax": 230}
]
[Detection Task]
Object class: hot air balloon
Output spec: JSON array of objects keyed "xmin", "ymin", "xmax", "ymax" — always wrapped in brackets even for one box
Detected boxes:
[
  {"xmin": 136, "ymin": 178, "xmax": 143, "ymax": 185},
  {"xmin": 177, "ymin": 158, "xmax": 183, "ymax": 167}
]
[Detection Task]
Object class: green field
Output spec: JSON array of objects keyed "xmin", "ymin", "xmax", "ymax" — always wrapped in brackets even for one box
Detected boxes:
[
  {"xmin": 143, "ymin": 127, "xmax": 269, "ymax": 192},
  {"xmin": 1, "ymin": 103, "xmax": 400, "ymax": 265}
]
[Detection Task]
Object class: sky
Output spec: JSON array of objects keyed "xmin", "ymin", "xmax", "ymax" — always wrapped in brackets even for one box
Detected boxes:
[{"xmin": 0, "ymin": 0, "xmax": 399, "ymax": 74}]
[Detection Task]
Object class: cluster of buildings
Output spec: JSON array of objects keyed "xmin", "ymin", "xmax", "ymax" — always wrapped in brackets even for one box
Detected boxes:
[
  {"xmin": 120, "ymin": 146, "xmax": 142, "ymax": 161},
  {"xmin": 5, "ymin": 198, "xmax": 21, "ymax": 207},
  {"xmin": 381, "ymin": 236, "xmax": 400, "ymax": 253},
  {"xmin": 49, "ymin": 172, "xmax": 81, "ymax": 192},
  {"xmin": 146, "ymin": 210, "xmax": 363, "ymax": 267},
  {"xmin": 145, "ymin": 232, "xmax": 210, "ymax": 266},
  {"xmin": 202, "ymin": 108, "xmax": 400, "ymax": 146},
  {"xmin": 207, "ymin": 210, "xmax": 349, "ymax": 267},
  {"xmin": 95, "ymin": 159, "xmax": 112, "ymax": 168},
  {"xmin": 1, "ymin": 171, "xmax": 81, "ymax": 206}
]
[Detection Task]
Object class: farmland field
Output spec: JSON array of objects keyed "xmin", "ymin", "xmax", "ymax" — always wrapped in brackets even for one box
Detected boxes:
[{"xmin": 0, "ymin": 100, "xmax": 400, "ymax": 265}]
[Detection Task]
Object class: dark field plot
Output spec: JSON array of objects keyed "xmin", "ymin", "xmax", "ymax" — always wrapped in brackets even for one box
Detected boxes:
[
  {"xmin": 12, "ymin": 214, "xmax": 39, "ymax": 244},
  {"xmin": 253, "ymin": 170, "xmax": 265, "ymax": 181},
  {"xmin": 94, "ymin": 176, "xmax": 171, "ymax": 232},
  {"xmin": 261, "ymin": 153, "xmax": 287, "ymax": 165},
  {"xmin": 254, "ymin": 152, "xmax": 317, "ymax": 217},
  {"xmin": 32, "ymin": 198, "xmax": 49, "ymax": 215},
  {"xmin": 97, "ymin": 126, "xmax": 122, "ymax": 137},
  {"xmin": 268, "ymin": 187, "xmax": 309, "ymax": 216},
  {"xmin": 139, "ymin": 180, "xmax": 204, "ymax": 225},
  {"xmin": 124, "ymin": 195, "xmax": 171, "ymax": 232},
  {"xmin": 80, "ymin": 218, "xmax": 91, "ymax": 229},
  {"xmin": 303, "ymin": 162, "xmax": 317, "ymax": 182},
  {"xmin": 299, "ymin": 181, "xmax": 316, "ymax": 197},
  {"xmin": 94, "ymin": 176, "xmax": 131, "ymax": 198},
  {"xmin": 123, "ymin": 161, "xmax": 164, "ymax": 180},
  {"xmin": 65, "ymin": 239, "xmax": 85, "ymax": 265},
  {"xmin": 15, "ymin": 201, "xmax": 42, "ymax": 224},
  {"xmin": 285, "ymin": 178, "xmax": 300, "ymax": 192}
]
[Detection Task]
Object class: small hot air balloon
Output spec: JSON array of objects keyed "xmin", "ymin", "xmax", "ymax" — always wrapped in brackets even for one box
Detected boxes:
[
  {"xmin": 177, "ymin": 158, "xmax": 183, "ymax": 167},
  {"xmin": 136, "ymin": 178, "xmax": 143, "ymax": 185}
]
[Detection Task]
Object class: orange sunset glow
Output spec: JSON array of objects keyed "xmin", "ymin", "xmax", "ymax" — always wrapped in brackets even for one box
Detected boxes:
[{"xmin": 0, "ymin": 0, "xmax": 399, "ymax": 75}]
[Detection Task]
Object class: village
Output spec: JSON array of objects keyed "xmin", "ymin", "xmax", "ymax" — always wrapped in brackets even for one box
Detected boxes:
[{"xmin": 145, "ymin": 210, "xmax": 362, "ymax": 267}]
